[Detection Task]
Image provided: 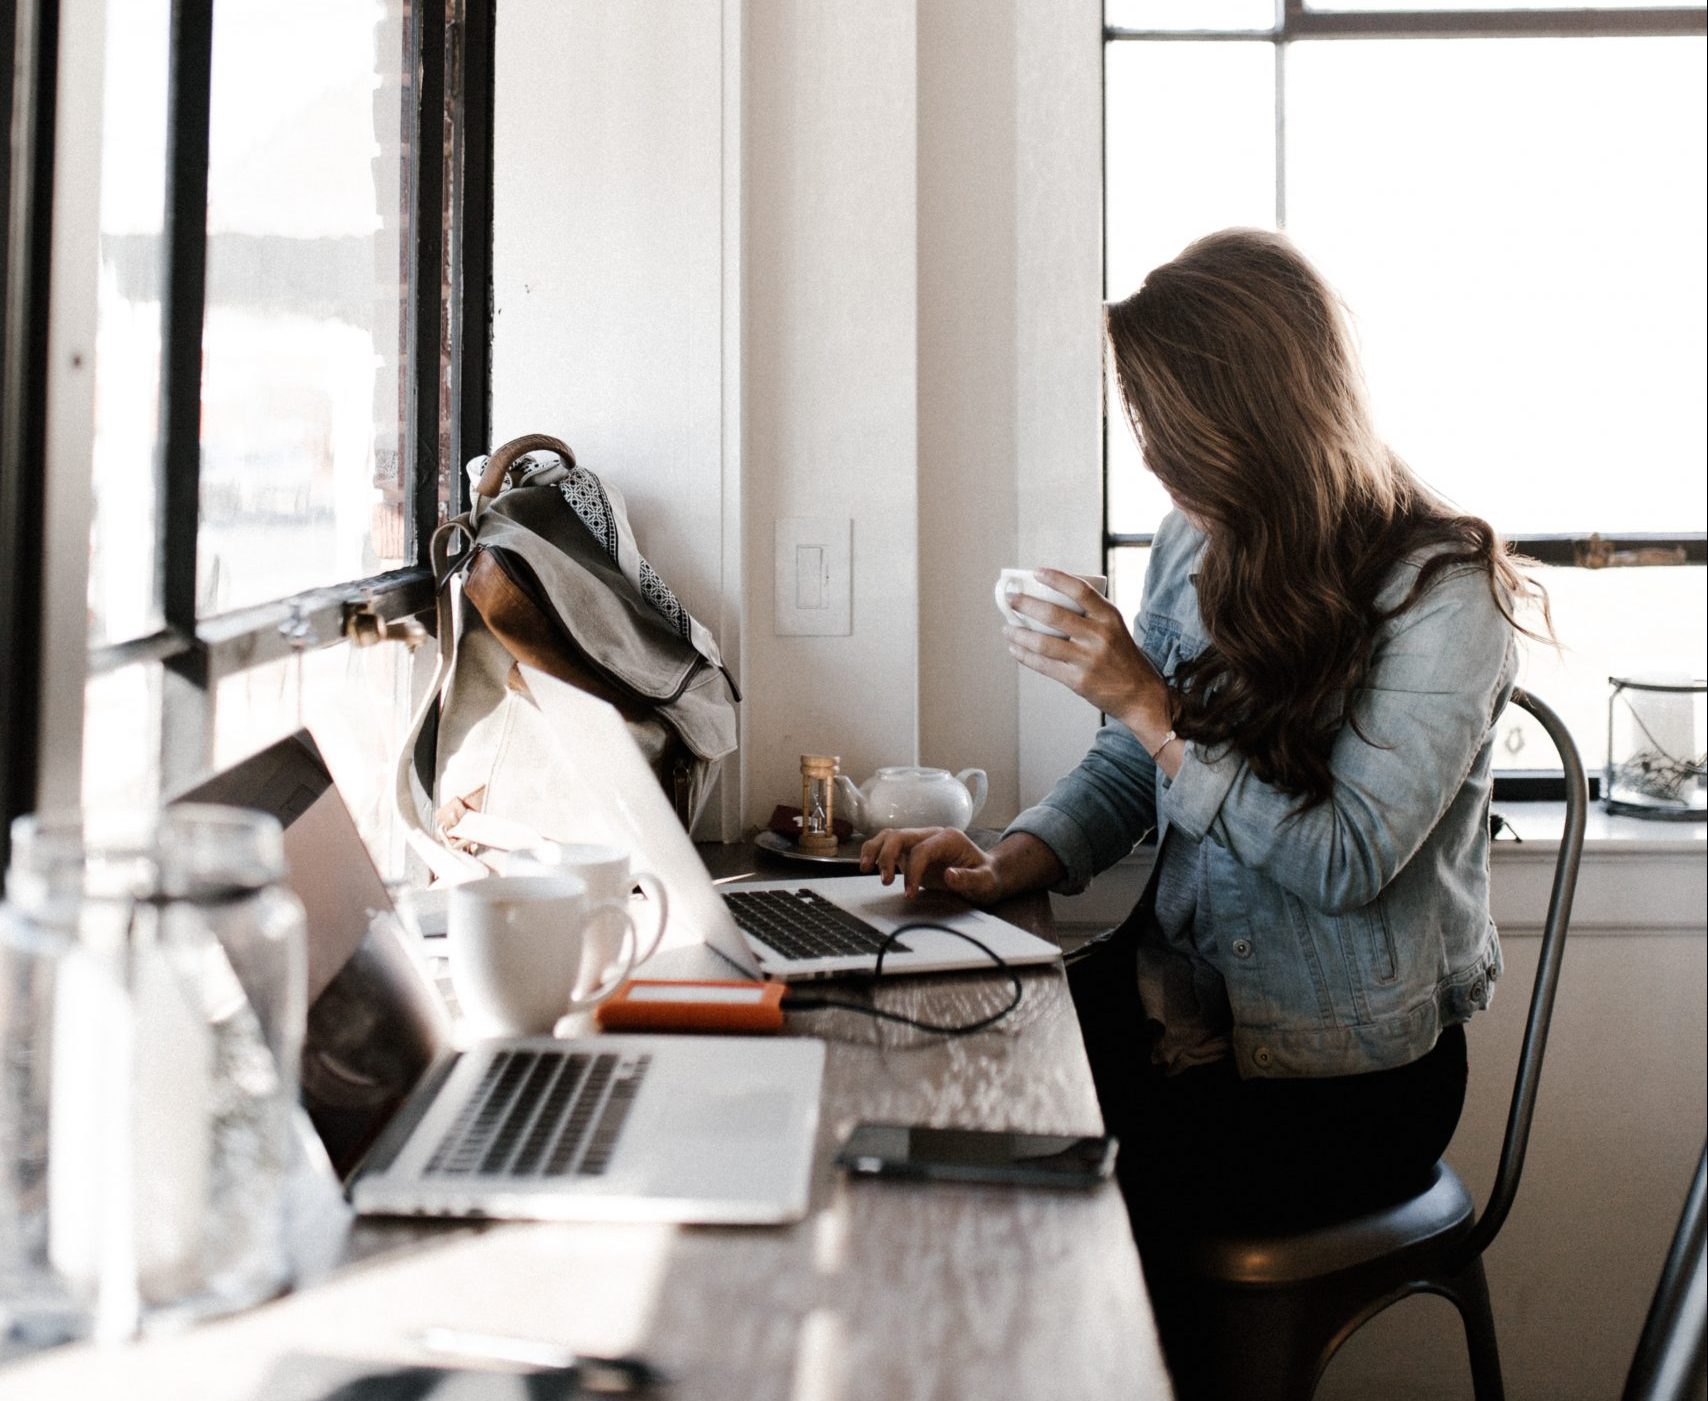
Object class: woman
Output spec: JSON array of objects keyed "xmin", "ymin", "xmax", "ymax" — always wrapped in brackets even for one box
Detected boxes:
[{"xmin": 861, "ymin": 229, "xmax": 1545, "ymax": 1242}]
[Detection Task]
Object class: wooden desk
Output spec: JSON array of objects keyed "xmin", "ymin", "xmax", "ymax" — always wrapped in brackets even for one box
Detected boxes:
[{"xmin": 0, "ymin": 845, "xmax": 1171, "ymax": 1400}]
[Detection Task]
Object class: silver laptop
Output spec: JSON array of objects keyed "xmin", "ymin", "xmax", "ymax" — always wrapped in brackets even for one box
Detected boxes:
[
  {"xmin": 182, "ymin": 734, "xmax": 823, "ymax": 1225},
  {"xmin": 506, "ymin": 665, "xmax": 1064, "ymax": 983}
]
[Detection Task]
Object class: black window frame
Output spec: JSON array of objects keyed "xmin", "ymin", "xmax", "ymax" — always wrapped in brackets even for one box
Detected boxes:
[
  {"xmin": 0, "ymin": 0, "xmax": 497, "ymax": 877},
  {"xmin": 1101, "ymin": 1, "xmax": 1708, "ymax": 799},
  {"xmin": 0, "ymin": 0, "xmax": 60, "ymax": 881}
]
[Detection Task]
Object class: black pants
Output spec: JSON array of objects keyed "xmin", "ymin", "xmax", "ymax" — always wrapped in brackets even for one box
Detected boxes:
[
  {"xmin": 1066, "ymin": 922, "xmax": 1468, "ymax": 1245},
  {"xmin": 1068, "ymin": 925, "xmax": 1468, "ymax": 1394}
]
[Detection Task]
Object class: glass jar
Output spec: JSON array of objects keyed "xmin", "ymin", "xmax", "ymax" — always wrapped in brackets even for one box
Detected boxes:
[
  {"xmin": 3, "ymin": 805, "xmax": 306, "ymax": 1339},
  {"xmin": 1604, "ymin": 675, "xmax": 1707, "ymax": 820}
]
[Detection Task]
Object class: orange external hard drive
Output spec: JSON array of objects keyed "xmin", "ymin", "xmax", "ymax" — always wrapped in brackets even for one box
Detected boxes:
[{"xmin": 594, "ymin": 979, "xmax": 787, "ymax": 1035}]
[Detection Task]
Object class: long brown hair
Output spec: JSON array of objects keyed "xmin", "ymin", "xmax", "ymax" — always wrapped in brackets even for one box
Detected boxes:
[{"xmin": 1105, "ymin": 228, "xmax": 1546, "ymax": 805}]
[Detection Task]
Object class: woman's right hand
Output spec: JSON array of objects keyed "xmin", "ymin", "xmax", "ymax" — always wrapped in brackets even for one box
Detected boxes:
[{"xmin": 859, "ymin": 827, "xmax": 1004, "ymax": 904}]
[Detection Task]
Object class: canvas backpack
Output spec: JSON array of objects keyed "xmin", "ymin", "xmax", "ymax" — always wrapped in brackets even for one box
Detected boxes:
[{"xmin": 395, "ymin": 433, "xmax": 739, "ymax": 880}]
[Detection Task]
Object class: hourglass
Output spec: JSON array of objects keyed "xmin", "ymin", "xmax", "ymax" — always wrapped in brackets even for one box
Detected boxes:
[{"xmin": 798, "ymin": 754, "xmax": 841, "ymax": 854}]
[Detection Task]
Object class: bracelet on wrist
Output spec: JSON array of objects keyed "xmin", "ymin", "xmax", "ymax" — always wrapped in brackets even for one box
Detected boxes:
[{"xmin": 1146, "ymin": 729, "xmax": 1177, "ymax": 762}]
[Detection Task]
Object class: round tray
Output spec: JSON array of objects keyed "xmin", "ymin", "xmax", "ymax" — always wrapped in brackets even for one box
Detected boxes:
[{"xmin": 754, "ymin": 829, "xmax": 868, "ymax": 866}]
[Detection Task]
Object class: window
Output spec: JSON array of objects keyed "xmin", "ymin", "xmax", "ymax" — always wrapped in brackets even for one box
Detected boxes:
[
  {"xmin": 1103, "ymin": 2, "xmax": 1708, "ymax": 780},
  {"xmin": 0, "ymin": 0, "xmax": 495, "ymax": 879}
]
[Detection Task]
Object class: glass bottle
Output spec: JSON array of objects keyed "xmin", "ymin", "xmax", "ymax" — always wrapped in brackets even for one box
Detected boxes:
[
  {"xmin": 3, "ymin": 805, "xmax": 306, "ymax": 1338},
  {"xmin": 0, "ymin": 907, "xmax": 85, "ymax": 1353}
]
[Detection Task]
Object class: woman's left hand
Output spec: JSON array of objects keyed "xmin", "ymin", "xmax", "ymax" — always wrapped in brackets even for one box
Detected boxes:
[{"xmin": 1004, "ymin": 569, "xmax": 1172, "ymax": 743}]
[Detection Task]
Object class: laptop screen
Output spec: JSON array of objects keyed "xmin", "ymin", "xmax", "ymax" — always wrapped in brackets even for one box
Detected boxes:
[{"xmin": 178, "ymin": 731, "xmax": 451, "ymax": 1177}]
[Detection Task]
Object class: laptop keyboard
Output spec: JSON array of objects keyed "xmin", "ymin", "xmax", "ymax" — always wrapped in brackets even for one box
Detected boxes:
[
  {"xmin": 722, "ymin": 888, "xmax": 912, "ymax": 963},
  {"xmin": 425, "ymin": 1049, "xmax": 650, "ymax": 1179}
]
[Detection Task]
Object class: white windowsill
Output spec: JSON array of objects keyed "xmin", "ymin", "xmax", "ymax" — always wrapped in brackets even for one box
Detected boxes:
[{"xmin": 1488, "ymin": 800, "xmax": 1705, "ymax": 856}]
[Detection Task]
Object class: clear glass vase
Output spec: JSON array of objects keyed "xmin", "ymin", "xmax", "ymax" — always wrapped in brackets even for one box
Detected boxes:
[
  {"xmin": 2, "ymin": 805, "xmax": 306, "ymax": 1341},
  {"xmin": 1604, "ymin": 675, "xmax": 1707, "ymax": 821}
]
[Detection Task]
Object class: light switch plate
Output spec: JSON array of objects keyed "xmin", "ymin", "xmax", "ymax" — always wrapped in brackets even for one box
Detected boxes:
[{"xmin": 774, "ymin": 517, "xmax": 851, "ymax": 636}]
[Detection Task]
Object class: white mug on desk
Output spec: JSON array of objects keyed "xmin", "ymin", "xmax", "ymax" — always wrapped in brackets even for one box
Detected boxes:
[
  {"xmin": 508, "ymin": 841, "xmax": 670, "ymax": 990},
  {"xmin": 994, "ymin": 568, "xmax": 1109, "ymax": 639},
  {"xmin": 448, "ymin": 874, "xmax": 638, "ymax": 1036}
]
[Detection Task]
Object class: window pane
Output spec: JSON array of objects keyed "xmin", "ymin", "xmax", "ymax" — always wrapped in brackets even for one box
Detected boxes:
[
  {"xmin": 1105, "ymin": 40, "xmax": 1275, "ymax": 534},
  {"xmin": 214, "ymin": 642, "xmax": 419, "ymax": 879},
  {"xmin": 1105, "ymin": 42, "xmax": 1277, "ymax": 301},
  {"xmin": 198, "ymin": 0, "xmax": 414, "ymax": 617},
  {"xmin": 1107, "ymin": 374, "xmax": 1178, "ymax": 538},
  {"xmin": 1107, "ymin": 0, "xmax": 1275, "ymax": 30},
  {"xmin": 1286, "ymin": 37, "xmax": 1708, "ymax": 535},
  {"xmin": 1499, "ymin": 565, "xmax": 1707, "ymax": 773},
  {"xmin": 1107, "ymin": 545, "xmax": 1152, "ymax": 628},
  {"xmin": 88, "ymin": 0, "xmax": 169, "ymax": 648},
  {"xmin": 83, "ymin": 664, "xmax": 164, "ymax": 813},
  {"xmin": 1108, "ymin": 551, "xmax": 1706, "ymax": 776}
]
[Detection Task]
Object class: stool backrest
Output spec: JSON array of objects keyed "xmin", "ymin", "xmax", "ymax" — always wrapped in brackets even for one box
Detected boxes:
[
  {"xmin": 1458, "ymin": 687, "xmax": 1588, "ymax": 1265},
  {"xmin": 1623, "ymin": 1143, "xmax": 1707, "ymax": 1401}
]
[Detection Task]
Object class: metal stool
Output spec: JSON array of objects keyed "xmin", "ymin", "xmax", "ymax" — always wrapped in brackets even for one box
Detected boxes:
[{"xmin": 1174, "ymin": 688, "xmax": 1587, "ymax": 1401}]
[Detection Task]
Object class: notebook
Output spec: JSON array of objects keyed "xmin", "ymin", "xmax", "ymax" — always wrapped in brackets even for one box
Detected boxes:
[
  {"xmin": 180, "ymin": 734, "xmax": 823, "ymax": 1225},
  {"xmin": 503, "ymin": 665, "xmax": 1064, "ymax": 983}
]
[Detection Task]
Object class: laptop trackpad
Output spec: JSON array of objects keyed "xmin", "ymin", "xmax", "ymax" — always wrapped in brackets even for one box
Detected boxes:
[
  {"xmin": 858, "ymin": 889, "xmax": 970, "ymax": 925},
  {"xmin": 668, "ymin": 1087, "xmax": 797, "ymax": 1142}
]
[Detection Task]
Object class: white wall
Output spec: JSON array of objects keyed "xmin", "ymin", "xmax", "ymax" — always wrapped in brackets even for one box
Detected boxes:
[
  {"xmin": 490, "ymin": 0, "xmax": 733, "ymax": 825},
  {"xmin": 1011, "ymin": 1, "xmax": 1107, "ymax": 811},
  {"xmin": 915, "ymin": 1, "xmax": 1107, "ymax": 820},
  {"xmin": 917, "ymin": 0, "xmax": 1021, "ymax": 815},
  {"xmin": 740, "ymin": 0, "xmax": 923, "ymax": 826},
  {"xmin": 493, "ymin": 0, "xmax": 1102, "ymax": 835}
]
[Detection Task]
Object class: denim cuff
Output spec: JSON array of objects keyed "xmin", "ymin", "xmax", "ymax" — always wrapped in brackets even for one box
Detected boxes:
[
  {"xmin": 1159, "ymin": 740, "xmax": 1241, "ymax": 842},
  {"xmin": 1002, "ymin": 804, "xmax": 1097, "ymax": 896}
]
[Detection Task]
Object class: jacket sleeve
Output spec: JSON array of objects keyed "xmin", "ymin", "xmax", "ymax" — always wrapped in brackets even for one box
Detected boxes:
[
  {"xmin": 1004, "ymin": 718, "xmax": 1158, "ymax": 895},
  {"xmin": 1160, "ymin": 565, "xmax": 1516, "ymax": 915}
]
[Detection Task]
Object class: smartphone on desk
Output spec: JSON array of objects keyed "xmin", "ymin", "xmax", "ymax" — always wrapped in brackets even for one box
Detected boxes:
[{"xmin": 835, "ymin": 1122, "xmax": 1117, "ymax": 1189}]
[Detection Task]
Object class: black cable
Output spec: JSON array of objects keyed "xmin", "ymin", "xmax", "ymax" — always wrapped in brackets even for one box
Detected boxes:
[
  {"xmin": 780, "ymin": 922, "xmax": 1024, "ymax": 1037},
  {"xmin": 1061, "ymin": 926, "xmax": 1126, "ymax": 967}
]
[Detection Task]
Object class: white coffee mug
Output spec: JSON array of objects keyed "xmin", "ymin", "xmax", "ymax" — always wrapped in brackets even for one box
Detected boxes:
[
  {"xmin": 994, "ymin": 568, "xmax": 1110, "ymax": 639},
  {"xmin": 508, "ymin": 841, "xmax": 670, "ymax": 987},
  {"xmin": 448, "ymin": 873, "xmax": 638, "ymax": 1036}
]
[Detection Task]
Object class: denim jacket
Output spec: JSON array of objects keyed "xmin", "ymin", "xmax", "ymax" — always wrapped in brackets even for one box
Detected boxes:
[{"xmin": 1008, "ymin": 511, "xmax": 1517, "ymax": 1078}]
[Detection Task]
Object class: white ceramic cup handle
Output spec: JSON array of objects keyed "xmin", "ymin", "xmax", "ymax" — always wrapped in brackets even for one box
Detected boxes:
[
  {"xmin": 629, "ymin": 872, "xmax": 670, "ymax": 966},
  {"xmin": 957, "ymin": 768, "xmax": 989, "ymax": 824},
  {"xmin": 564, "ymin": 899, "xmax": 638, "ymax": 1013}
]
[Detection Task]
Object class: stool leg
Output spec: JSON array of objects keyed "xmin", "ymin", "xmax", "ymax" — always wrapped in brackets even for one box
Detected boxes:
[
  {"xmin": 1172, "ymin": 1285, "xmax": 1331, "ymax": 1401},
  {"xmin": 1441, "ymin": 1258, "xmax": 1505, "ymax": 1401}
]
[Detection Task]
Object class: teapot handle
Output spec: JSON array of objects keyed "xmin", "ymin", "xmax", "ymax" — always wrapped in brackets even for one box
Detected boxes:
[{"xmin": 956, "ymin": 769, "xmax": 988, "ymax": 824}]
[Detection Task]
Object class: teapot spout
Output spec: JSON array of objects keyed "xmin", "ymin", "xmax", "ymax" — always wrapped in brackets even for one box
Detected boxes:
[{"xmin": 833, "ymin": 773, "xmax": 866, "ymax": 831}]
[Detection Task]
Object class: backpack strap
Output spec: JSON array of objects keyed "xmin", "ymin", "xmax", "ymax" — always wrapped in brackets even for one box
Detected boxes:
[{"xmin": 393, "ymin": 516, "xmax": 487, "ymax": 882}]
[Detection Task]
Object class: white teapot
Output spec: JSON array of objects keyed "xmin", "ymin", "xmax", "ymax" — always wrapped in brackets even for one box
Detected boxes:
[{"xmin": 834, "ymin": 766, "xmax": 989, "ymax": 834}]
